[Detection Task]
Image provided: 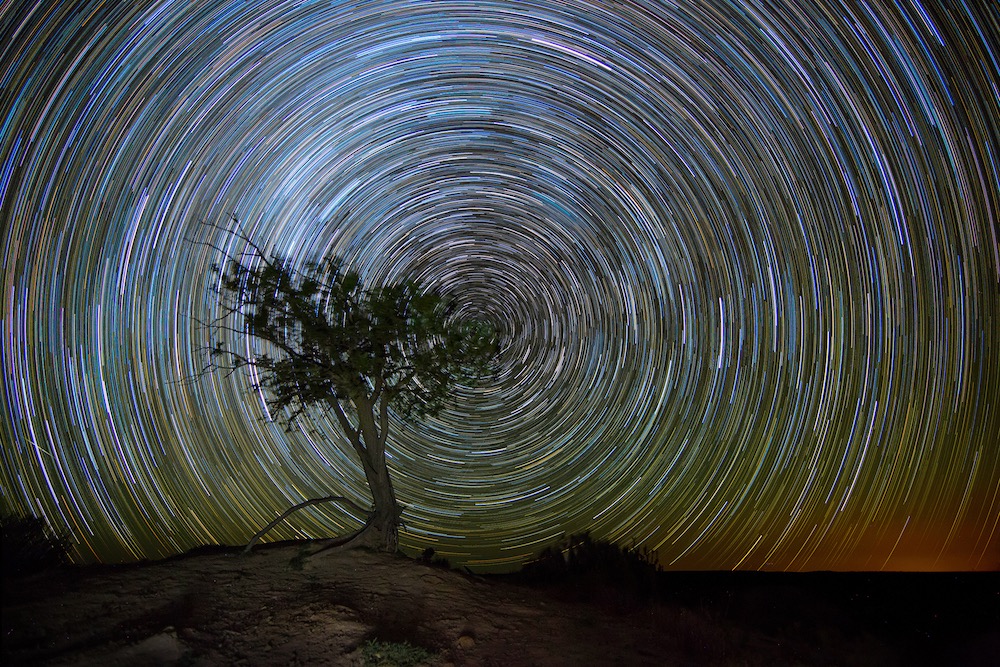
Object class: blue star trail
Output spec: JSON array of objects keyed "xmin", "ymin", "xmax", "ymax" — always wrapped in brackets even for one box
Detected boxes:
[{"xmin": 1, "ymin": 0, "xmax": 998, "ymax": 571}]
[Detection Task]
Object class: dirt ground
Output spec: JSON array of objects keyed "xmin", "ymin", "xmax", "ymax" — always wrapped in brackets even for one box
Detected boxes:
[{"xmin": 3, "ymin": 543, "xmax": 998, "ymax": 666}]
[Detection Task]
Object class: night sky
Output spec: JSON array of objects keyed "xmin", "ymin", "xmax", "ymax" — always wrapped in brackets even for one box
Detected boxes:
[{"xmin": 2, "ymin": 0, "xmax": 998, "ymax": 572}]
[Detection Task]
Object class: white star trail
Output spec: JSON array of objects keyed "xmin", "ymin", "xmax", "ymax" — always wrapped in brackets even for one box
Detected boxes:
[{"xmin": 1, "ymin": 0, "xmax": 997, "ymax": 571}]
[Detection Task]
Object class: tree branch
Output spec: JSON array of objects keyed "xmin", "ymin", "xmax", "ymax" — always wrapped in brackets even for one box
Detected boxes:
[
  {"xmin": 243, "ymin": 495, "xmax": 370, "ymax": 553},
  {"xmin": 326, "ymin": 396, "xmax": 366, "ymax": 460}
]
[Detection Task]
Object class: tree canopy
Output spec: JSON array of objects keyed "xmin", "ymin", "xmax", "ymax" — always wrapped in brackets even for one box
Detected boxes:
[{"xmin": 212, "ymin": 253, "xmax": 497, "ymax": 423}]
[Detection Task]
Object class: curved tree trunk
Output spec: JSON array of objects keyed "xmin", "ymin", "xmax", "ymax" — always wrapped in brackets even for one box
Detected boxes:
[
  {"xmin": 265, "ymin": 393, "xmax": 400, "ymax": 562},
  {"xmin": 353, "ymin": 439, "xmax": 400, "ymax": 551},
  {"xmin": 353, "ymin": 395, "xmax": 401, "ymax": 552},
  {"xmin": 309, "ymin": 457, "xmax": 398, "ymax": 555}
]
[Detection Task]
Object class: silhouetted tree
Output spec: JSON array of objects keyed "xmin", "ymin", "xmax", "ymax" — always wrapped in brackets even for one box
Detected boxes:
[{"xmin": 204, "ymin": 223, "xmax": 497, "ymax": 553}]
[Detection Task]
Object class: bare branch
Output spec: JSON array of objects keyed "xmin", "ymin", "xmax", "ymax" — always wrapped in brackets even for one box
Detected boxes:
[{"xmin": 243, "ymin": 495, "xmax": 370, "ymax": 553}]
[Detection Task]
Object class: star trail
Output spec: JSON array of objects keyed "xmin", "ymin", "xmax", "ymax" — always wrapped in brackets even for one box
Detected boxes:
[{"xmin": 1, "ymin": 0, "xmax": 998, "ymax": 572}]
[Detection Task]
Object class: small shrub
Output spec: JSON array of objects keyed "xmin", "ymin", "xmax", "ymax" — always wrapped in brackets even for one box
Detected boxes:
[
  {"xmin": 361, "ymin": 639, "xmax": 433, "ymax": 667},
  {"xmin": 418, "ymin": 547, "xmax": 451, "ymax": 569},
  {"xmin": 1, "ymin": 512, "xmax": 70, "ymax": 577}
]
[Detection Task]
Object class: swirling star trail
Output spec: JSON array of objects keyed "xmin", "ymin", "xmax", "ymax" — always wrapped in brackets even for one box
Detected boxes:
[{"xmin": 1, "ymin": 0, "xmax": 998, "ymax": 571}]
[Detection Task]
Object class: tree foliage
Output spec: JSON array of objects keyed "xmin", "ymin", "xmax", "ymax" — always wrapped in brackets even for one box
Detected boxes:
[{"xmin": 210, "ymin": 251, "xmax": 497, "ymax": 426}]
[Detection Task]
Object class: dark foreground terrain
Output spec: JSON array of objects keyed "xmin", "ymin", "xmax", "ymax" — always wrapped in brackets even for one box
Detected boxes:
[{"xmin": 3, "ymin": 543, "xmax": 998, "ymax": 666}]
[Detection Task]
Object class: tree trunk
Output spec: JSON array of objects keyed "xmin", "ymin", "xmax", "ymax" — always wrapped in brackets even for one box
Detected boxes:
[
  {"xmin": 300, "ymin": 394, "xmax": 399, "ymax": 559},
  {"xmin": 352, "ymin": 396, "xmax": 400, "ymax": 552},
  {"xmin": 345, "ymin": 451, "xmax": 398, "ymax": 552}
]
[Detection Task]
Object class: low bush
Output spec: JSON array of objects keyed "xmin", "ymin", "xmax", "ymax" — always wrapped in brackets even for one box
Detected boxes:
[
  {"xmin": 418, "ymin": 547, "xmax": 451, "ymax": 569},
  {"xmin": 520, "ymin": 532, "xmax": 663, "ymax": 602}
]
